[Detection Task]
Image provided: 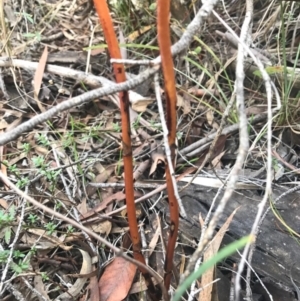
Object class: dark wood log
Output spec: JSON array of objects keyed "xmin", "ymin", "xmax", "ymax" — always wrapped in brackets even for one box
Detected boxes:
[{"xmin": 161, "ymin": 183, "xmax": 300, "ymax": 291}]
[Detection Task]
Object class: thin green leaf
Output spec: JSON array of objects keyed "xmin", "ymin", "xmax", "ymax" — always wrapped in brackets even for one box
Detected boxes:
[
  {"xmin": 173, "ymin": 235, "xmax": 253, "ymax": 301},
  {"xmin": 9, "ymin": 206, "xmax": 15, "ymax": 219},
  {"xmin": 5, "ymin": 228, "xmax": 11, "ymax": 245}
]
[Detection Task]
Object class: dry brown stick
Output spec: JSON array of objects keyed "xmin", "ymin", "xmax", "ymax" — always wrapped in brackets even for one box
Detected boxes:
[
  {"xmin": 271, "ymin": 149, "xmax": 300, "ymax": 175},
  {"xmin": 179, "ymin": 112, "xmax": 267, "ymax": 159},
  {"xmin": 105, "ymin": 168, "xmax": 196, "ymax": 218},
  {"xmin": 181, "ymin": 91, "xmax": 236, "ymax": 191}
]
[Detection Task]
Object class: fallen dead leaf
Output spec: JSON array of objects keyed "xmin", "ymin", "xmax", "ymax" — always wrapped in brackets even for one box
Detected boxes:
[
  {"xmin": 177, "ymin": 93, "xmax": 191, "ymax": 115},
  {"xmin": 206, "ymin": 110, "xmax": 219, "ymax": 130},
  {"xmin": 86, "ymin": 165, "xmax": 114, "ymax": 197},
  {"xmin": 89, "ymin": 220, "xmax": 112, "ymax": 236},
  {"xmin": 0, "ymin": 109, "xmax": 22, "ymax": 131},
  {"xmin": 56, "ymin": 249, "xmax": 92, "ymax": 300},
  {"xmin": 0, "ymin": 198, "xmax": 8, "ymax": 209},
  {"xmin": 133, "ymin": 159, "xmax": 150, "ymax": 180},
  {"xmin": 0, "ymin": 119, "xmax": 8, "ymax": 130},
  {"xmin": 90, "ymin": 47, "xmax": 106, "ymax": 56},
  {"xmin": 149, "ymin": 152, "xmax": 165, "ymax": 176},
  {"xmin": 99, "ymin": 257, "xmax": 137, "ymax": 301},
  {"xmin": 77, "ymin": 197, "xmax": 88, "ymax": 216},
  {"xmin": 245, "ymin": 105, "xmax": 267, "ymax": 115},
  {"xmin": 130, "ymin": 91, "xmax": 155, "ymax": 112},
  {"xmin": 22, "ymin": 228, "xmax": 71, "ymax": 251},
  {"xmin": 129, "ymin": 279, "xmax": 148, "ymax": 294},
  {"xmin": 110, "ymin": 226, "xmax": 130, "ymax": 234},
  {"xmin": 199, "ymin": 208, "xmax": 239, "ymax": 301},
  {"xmin": 81, "ymin": 191, "xmax": 127, "ymax": 220},
  {"xmin": 4, "ymin": 5, "xmax": 17, "ymax": 27},
  {"xmin": 206, "ymin": 110, "xmax": 214, "ymax": 126},
  {"xmin": 32, "ymin": 259, "xmax": 50, "ymax": 301},
  {"xmin": 211, "ymin": 150, "xmax": 225, "ymax": 169},
  {"xmin": 33, "ymin": 46, "xmax": 48, "ymax": 112},
  {"xmin": 129, "ymin": 276, "xmax": 159, "ymax": 295},
  {"xmin": 119, "ymin": 28, "xmax": 127, "ymax": 60},
  {"xmin": 148, "ymin": 214, "xmax": 161, "ymax": 257},
  {"xmin": 127, "ymin": 25, "xmax": 151, "ymax": 42},
  {"xmin": 88, "ymin": 266, "xmax": 100, "ymax": 301},
  {"xmin": 188, "ymin": 87, "xmax": 219, "ymax": 98}
]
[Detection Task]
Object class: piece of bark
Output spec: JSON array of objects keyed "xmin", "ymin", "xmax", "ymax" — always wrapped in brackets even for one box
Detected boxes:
[{"xmin": 159, "ymin": 184, "xmax": 300, "ymax": 292}]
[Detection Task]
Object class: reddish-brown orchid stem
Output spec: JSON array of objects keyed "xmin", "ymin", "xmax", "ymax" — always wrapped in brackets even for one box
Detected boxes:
[
  {"xmin": 157, "ymin": 0, "xmax": 179, "ymax": 290},
  {"xmin": 93, "ymin": 1, "xmax": 159, "ymax": 299}
]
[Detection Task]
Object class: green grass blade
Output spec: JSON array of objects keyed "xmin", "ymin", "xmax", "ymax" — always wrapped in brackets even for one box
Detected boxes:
[{"xmin": 173, "ymin": 235, "xmax": 253, "ymax": 301}]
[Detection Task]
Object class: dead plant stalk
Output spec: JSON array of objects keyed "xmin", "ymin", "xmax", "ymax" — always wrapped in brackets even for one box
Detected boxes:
[{"xmin": 156, "ymin": 0, "xmax": 182, "ymax": 291}]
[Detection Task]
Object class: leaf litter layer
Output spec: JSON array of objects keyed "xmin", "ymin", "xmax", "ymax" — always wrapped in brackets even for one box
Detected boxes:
[{"xmin": 0, "ymin": 0, "xmax": 300, "ymax": 300}]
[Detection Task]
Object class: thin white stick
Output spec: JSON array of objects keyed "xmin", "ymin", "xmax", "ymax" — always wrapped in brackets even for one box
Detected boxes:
[
  {"xmin": 211, "ymin": 8, "xmax": 279, "ymax": 301},
  {"xmin": 237, "ymin": 250, "xmax": 274, "ymax": 301},
  {"xmin": 180, "ymin": 4, "xmax": 253, "ymax": 282},
  {"xmin": 154, "ymin": 73, "xmax": 186, "ymax": 217},
  {"xmin": 52, "ymin": 146, "xmax": 97, "ymax": 254},
  {"xmin": 111, "ymin": 58, "xmax": 153, "ymax": 65},
  {"xmin": 0, "ymin": 192, "xmax": 27, "ymax": 295},
  {"xmin": 21, "ymin": 278, "xmax": 48, "ymax": 301},
  {"xmin": 193, "ymin": 278, "xmax": 220, "ymax": 294}
]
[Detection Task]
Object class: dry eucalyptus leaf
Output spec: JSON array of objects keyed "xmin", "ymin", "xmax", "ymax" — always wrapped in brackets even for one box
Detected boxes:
[
  {"xmin": 33, "ymin": 46, "xmax": 48, "ymax": 113},
  {"xmin": 22, "ymin": 228, "xmax": 71, "ymax": 251},
  {"xmin": 90, "ymin": 220, "xmax": 112, "ymax": 236},
  {"xmin": 148, "ymin": 216, "xmax": 161, "ymax": 257},
  {"xmin": 5, "ymin": 152, "xmax": 27, "ymax": 166},
  {"xmin": 211, "ymin": 150, "xmax": 225, "ymax": 169},
  {"xmin": 111, "ymin": 226, "xmax": 129, "ymax": 234},
  {"xmin": 0, "ymin": 119, "xmax": 8, "ymax": 130},
  {"xmin": 206, "ymin": 110, "xmax": 214, "ymax": 126},
  {"xmin": 77, "ymin": 197, "xmax": 88, "ymax": 215},
  {"xmin": 0, "ymin": 109, "xmax": 23, "ymax": 130},
  {"xmin": 86, "ymin": 166, "xmax": 114, "ymax": 197},
  {"xmin": 206, "ymin": 110, "xmax": 219, "ymax": 130},
  {"xmin": 99, "ymin": 257, "xmax": 137, "ymax": 301},
  {"xmin": 4, "ymin": 5, "xmax": 17, "ymax": 27},
  {"xmin": 119, "ymin": 29, "xmax": 127, "ymax": 60},
  {"xmin": 129, "ymin": 91, "xmax": 154, "ymax": 112},
  {"xmin": 177, "ymin": 94, "xmax": 191, "ymax": 115},
  {"xmin": 149, "ymin": 152, "xmax": 165, "ymax": 176},
  {"xmin": 127, "ymin": 25, "xmax": 151, "ymax": 42},
  {"xmin": 129, "ymin": 276, "xmax": 159, "ymax": 295},
  {"xmin": 133, "ymin": 159, "xmax": 150, "ymax": 181},
  {"xmin": 0, "ymin": 198, "xmax": 8, "ymax": 209},
  {"xmin": 56, "ymin": 249, "xmax": 92, "ymax": 300},
  {"xmin": 81, "ymin": 191, "xmax": 127, "ymax": 220},
  {"xmin": 200, "ymin": 208, "xmax": 239, "ymax": 301},
  {"xmin": 246, "ymin": 106, "xmax": 267, "ymax": 115}
]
